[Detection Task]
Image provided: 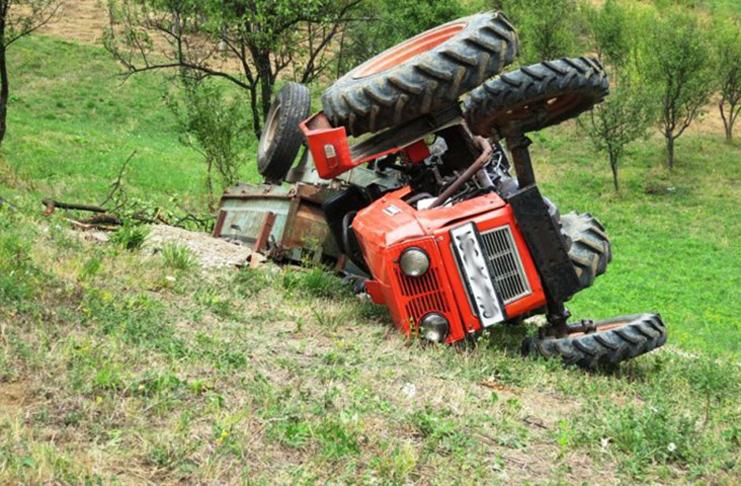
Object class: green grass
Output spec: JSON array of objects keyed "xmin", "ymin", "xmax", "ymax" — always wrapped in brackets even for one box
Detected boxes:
[
  {"xmin": 0, "ymin": 217, "xmax": 737, "ymax": 483},
  {"xmin": 531, "ymin": 126, "xmax": 740, "ymax": 355},
  {"xmin": 2, "ymin": 36, "xmax": 259, "ymax": 209},
  {"xmin": 0, "ymin": 31, "xmax": 739, "ymax": 484}
]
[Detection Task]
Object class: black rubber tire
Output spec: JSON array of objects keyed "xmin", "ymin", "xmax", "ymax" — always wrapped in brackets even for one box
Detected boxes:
[
  {"xmin": 463, "ymin": 57, "xmax": 609, "ymax": 137},
  {"xmin": 522, "ymin": 313, "xmax": 667, "ymax": 369},
  {"xmin": 322, "ymin": 12, "xmax": 518, "ymax": 137},
  {"xmin": 560, "ymin": 211, "xmax": 612, "ymax": 290},
  {"xmin": 258, "ymin": 82, "xmax": 311, "ymax": 183}
]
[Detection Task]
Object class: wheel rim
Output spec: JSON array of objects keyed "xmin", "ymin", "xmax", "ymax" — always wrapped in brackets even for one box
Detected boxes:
[
  {"xmin": 567, "ymin": 319, "xmax": 633, "ymax": 338},
  {"xmin": 353, "ymin": 22, "xmax": 467, "ymax": 78}
]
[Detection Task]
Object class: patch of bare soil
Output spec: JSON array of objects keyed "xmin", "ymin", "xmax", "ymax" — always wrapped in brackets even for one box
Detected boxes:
[
  {"xmin": 0, "ymin": 381, "xmax": 32, "ymax": 418},
  {"xmin": 39, "ymin": 0, "xmax": 109, "ymax": 45},
  {"xmin": 144, "ymin": 224, "xmax": 265, "ymax": 269}
]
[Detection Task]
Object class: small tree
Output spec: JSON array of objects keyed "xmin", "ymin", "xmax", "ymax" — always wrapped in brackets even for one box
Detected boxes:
[
  {"xmin": 105, "ymin": 0, "xmax": 362, "ymax": 137},
  {"xmin": 583, "ymin": 77, "xmax": 655, "ymax": 191},
  {"xmin": 712, "ymin": 19, "xmax": 740, "ymax": 142},
  {"xmin": 581, "ymin": 0, "xmax": 655, "ymax": 191},
  {"xmin": 167, "ymin": 75, "xmax": 250, "ymax": 209},
  {"xmin": 0, "ymin": 0, "xmax": 61, "ymax": 145},
  {"xmin": 492, "ymin": 0, "xmax": 581, "ymax": 64},
  {"xmin": 646, "ymin": 9, "xmax": 714, "ymax": 169}
]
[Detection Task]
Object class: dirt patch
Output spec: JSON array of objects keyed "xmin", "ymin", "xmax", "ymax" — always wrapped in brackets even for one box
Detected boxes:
[
  {"xmin": 39, "ymin": 0, "xmax": 109, "ymax": 45},
  {"xmin": 0, "ymin": 381, "xmax": 32, "ymax": 417},
  {"xmin": 144, "ymin": 224, "xmax": 265, "ymax": 269}
]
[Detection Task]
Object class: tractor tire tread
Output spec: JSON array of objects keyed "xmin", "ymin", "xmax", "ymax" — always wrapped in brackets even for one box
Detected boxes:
[
  {"xmin": 322, "ymin": 12, "xmax": 518, "ymax": 136},
  {"xmin": 522, "ymin": 313, "xmax": 667, "ymax": 368}
]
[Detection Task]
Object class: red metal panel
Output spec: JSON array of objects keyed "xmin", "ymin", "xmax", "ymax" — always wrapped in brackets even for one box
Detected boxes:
[{"xmin": 353, "ymin": 190, "xmax": 547, "ymax": 344}]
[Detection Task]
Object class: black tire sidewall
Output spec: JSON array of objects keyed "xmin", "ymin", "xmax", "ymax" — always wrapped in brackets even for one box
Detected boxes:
[{"xmin": 257, "ymin": 82, "xmax": 311, "ymax": 183}]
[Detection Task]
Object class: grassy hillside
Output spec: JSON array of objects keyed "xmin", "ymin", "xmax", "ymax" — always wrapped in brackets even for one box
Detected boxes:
[
  {"xmin": 1, "ymin": 36, "xmax": 259, "ymax": 210},
  {"xmin": 2, "ymin": 35, "xmax": 739, "ymax": 355},
  {"xmin": 0, "ymin": 33, "xmax": 739, "ymax": 484}
]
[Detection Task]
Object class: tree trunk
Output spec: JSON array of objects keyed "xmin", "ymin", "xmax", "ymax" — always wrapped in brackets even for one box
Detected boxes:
[
  {"xmin": 254, "ymin": 51, "xmax": 273, "ymax": 136},
  {"xmin": 248, "ymin": 82, "xmax": 261, "ymax": 138},
  {"xmin": 205, "ymin": 156, "xmax": 214, "ymax": 211},
  {"xmin": 666, "ymin": 134, "xmax": 675, "ymax": 170},
  {"xmin": 0, "ymin": 23, "xmax": 8, "ymax": 146},
  {"xmin": 720, "ymin": 100, "xmax": 731, "ymax": 142},
  {"xmin": 609, "ymin": 155, "xmax": 619, "ymax": 192}
]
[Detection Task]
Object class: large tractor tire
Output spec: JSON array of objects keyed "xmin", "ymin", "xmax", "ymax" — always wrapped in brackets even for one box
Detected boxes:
[
  {"xmin": 322, "ymin": 12, "xmax": 518, "ymax": 137},
  {"xmin": 258, "ymin": 82, "xmax": 311, "ymax": 183},
  {"xmin": 560, "ymin": 211, "xmax": 612, "ymax": 289},
  {"xmin": 522, "ymin": 313, "xmax": 667, "ymax": 369},
  {"xmin": 463, "ymin": 57, "xmax": 609, "ymax": 137}
]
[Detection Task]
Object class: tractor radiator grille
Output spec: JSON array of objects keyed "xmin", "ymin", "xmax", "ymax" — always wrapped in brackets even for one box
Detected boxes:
[
  {"xmin": 480, "ymin": 226, "xmax": 531, "ymax": 303},
  {"xmin": 395, "ymin": 267, "xmax": 449, "ymax": 321}
]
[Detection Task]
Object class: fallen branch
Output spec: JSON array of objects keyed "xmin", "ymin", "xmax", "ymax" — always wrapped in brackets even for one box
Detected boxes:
[
  {"xmin": 42, "ymin": 198, "xmax": 108, "ymax": 216},
  {"xmin": 63, "ymin": 217, "xmax": 120, "ymax": 232},
  {"xmin": 80, "ymin": 214, "xmax": 123, "ymax": 226}
]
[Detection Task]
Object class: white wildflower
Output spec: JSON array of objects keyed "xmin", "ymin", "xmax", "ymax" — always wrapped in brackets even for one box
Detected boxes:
[
  {"xmin": 401, "ymin": 383, "xmax": 416, "ymax": 399},
  {"xmin": 667, "ymin": 442, "xmax": 677, "ymax": 453}
]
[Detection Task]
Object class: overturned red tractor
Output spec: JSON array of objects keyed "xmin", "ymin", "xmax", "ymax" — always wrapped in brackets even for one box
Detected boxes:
[{"xmin": 259, "ymin": 12, "xmax": 667, "ymax": 368}]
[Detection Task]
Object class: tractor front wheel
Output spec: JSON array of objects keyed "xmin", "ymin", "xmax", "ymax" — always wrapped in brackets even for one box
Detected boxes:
[{"xmin": 522, "ymin": 313, "xmax": 667, "ymax": 369}]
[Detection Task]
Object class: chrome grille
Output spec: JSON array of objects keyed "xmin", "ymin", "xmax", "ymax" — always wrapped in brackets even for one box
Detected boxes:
[{"xmin": 480, "ymin": 226, "xmax": 531, "ymax": 303}]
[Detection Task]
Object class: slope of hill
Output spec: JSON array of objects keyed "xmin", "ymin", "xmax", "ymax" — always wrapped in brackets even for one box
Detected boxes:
[{"xmin": 0, "ymin": 17, "xmax": 739, "ymax": 486}]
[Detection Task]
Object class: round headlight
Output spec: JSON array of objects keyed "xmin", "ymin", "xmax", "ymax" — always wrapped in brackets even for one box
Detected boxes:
[
  {"xmin": 420, "ymin": 313, "xmax": 449, "ymax": 343},
  {"xmin": 399, "ymin": 247, "xmax": 430, "ymax": 277}
]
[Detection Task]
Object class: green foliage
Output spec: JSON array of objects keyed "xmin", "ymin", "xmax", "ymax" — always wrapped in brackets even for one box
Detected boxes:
[
  {"xmin": 710, "ymin": 17, "xmax": 741, "ymax": 141},
  {"xmin": 644, "ymin": 8, "xmax": 715, "ymax": 168},
  {"xmin": 110, "ymin": 223, "xmax": 148, "ymax": 251},
  {"xmin": 161, "ymin": 243, "xmax": 195, "ymax": 271},
  {"xmin": 581, "ymin": 0, "xmax": 657, "ymax": 191},
  {"xmin": 583, "ymin": 0, "xmax": 632, "ymax": 67},
  {"xmin": 106, "ymin": 0, "xmax": 363, "ymax": 136},
  {"xmin": 337, "ymin": 0, "xmax": 466, "ymax": 73},
  {"xmin": 493, "ymin": 0, "xmax": 582, "ymax": 64},
  {"xmin": 315, "ymin": 418, "xmax": 360, "ymax": 460},
  {"xmin": 167, "ymin": 76, "xmax": 251, "ymax": 206},
  {"xmin": 0, "ymin": 216, "xmax": 40, "ymax": 306}
]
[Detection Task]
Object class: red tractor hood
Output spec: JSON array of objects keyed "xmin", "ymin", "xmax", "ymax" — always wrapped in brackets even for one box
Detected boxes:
[{"xmin": 353, "ymin": 187, "xmax": 507, "ymax": 248}]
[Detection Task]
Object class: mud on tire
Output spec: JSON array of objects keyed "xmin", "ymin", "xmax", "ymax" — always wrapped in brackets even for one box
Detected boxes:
[
  {"xmin": 522, "ymin": 313, "xmax": 667, "ymax": 369},
  {"xmin": 322, "ymin": 12, "xmax": 518, "ymax": 137},
  {"xmin": 560, "ymin": 211, "xmax": 612, "ymax": 289},
  {"xmin": 464, "ymin": 57, "xmax": 609, "ymax": 137}
]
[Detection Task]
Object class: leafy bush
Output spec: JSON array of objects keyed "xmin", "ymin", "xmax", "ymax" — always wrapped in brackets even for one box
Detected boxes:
[{"xmin": 110, "ymin": 224, "xmax": 149, "ymax": 251}]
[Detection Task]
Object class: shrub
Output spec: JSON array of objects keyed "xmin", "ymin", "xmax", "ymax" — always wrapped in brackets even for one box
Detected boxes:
[{"xmin": 110, "ymin": 224, "xmax": 148, "ymax": 251}]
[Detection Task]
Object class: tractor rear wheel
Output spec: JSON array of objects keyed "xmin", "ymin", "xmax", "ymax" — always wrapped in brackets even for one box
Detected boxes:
[
  {"xmin": 560, "ymin": 211, "xmax": 611, "ymax": 290},
  {"xmin": 522, "ymin": 313, "xmax": 667, "ymax": 369},
  {"xmin": 463, "ymin": 57, "xmax": 609, "ymax": 137},
  {"xmin": 322, "ymin": 12, "xmax": 518, "ymax": 136},
  {"xmin": 258, "ymin": 82, "xmax": 311, "ymax": 183}
]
